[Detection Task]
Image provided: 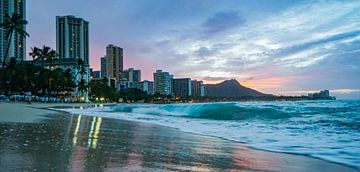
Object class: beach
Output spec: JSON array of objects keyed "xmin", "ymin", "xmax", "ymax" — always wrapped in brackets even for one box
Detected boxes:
[{"xmin": 0, "ymin": 103, "xmax": 359, "ymax": 171}]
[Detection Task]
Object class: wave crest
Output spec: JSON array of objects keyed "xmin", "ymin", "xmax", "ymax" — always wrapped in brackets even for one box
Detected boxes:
[{"xmin": 111, "ymin": 103, "xmax": 292, "ymax": 120}]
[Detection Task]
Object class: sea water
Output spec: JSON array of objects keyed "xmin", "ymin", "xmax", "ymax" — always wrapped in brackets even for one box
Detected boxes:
[{"xmin": 61, "ymin": 100, "xmax": 360, "ymax": 168}]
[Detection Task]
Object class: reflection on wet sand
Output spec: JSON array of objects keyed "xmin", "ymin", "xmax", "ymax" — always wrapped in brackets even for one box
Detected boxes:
[{"xmin": 0, "ymin": 113, "xmax": 358, "ymax": 171}]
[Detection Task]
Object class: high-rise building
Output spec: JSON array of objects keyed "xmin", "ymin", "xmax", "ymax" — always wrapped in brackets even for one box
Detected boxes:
[
  {"xmin": 173, "ymin": 78, "xmax": 192, "ymax": 98},
  {"xmin": 191, "ymin": 80, "xmax": 205, "ymax": 97},
  {"xmin": 56, "ymin": 15, "xmax": 90, "ymax": 100},
  {"xmin": 133, "ymin": 70, "xmax": 141, "ymax": 82},
  {"xmin": 117, "ymin": 80, "xmax": 134, "ymax": 91},
  {"xmin": 308, "ymin": 90, "xmax": 333, "ymax": 100},
  {"xmin": 92, "ymin": 71, "xmax": 100, "ymax": 79},
  {"xmin": 131, "ymin": 80, "xmax": 154, "ymax": 95},
  {"xmin": 100, "ymin": 56, "xmax": 107, "ymax": 78},
  {"xmin": 123, "ymin": 68, "xmax": 141, "ymax": 82},
  {"xmin": 106, "ymin": 44, "xmax": 123, "ymax": 81},
  {"xmin": 153, "ymin": 70, "xmax": 173, "ymax": 95},
  {"xmin": 0, "ymin": 0, "xmax": 26, "ymax": 62},
  {"xmin": 56, "ymin": 15, "xmax": 89, "ymax": 64},
  {"xmin": 200, "ymin": 85, "xmax": 206, "ymax": 97},
  {"xmin": 142, "ymin": 80, "xmax": 154, "ymax": 95}
]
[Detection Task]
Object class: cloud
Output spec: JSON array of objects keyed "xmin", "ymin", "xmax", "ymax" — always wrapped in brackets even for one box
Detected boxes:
[
  {"xmin": 194, "ymin": 47, "xmax": 215, "ymax": 57},
  {"xmin": 273, "ymin": 30, "xmax": 360, "ymax": 60},
  {"xmin": 332, "ymin": 89, "xmax": 360, "ymax": 94},
  {"xmin": 245, "ymin": 76, "xmax": 255, "ymax": 80},
  {"xmin": 278, "ymin": 89, "xmax": 360, "ymax": 95},
  {"xmin": 201, "ymin": 10, "xmax": 245, "ymax": 35},
  {"xmin": 132, "ymin": 0, "xmax": 360, "ymax": 98},
  {"xmin": 201, "ymin": 76, "xmax": 232, "ymax": 81}
]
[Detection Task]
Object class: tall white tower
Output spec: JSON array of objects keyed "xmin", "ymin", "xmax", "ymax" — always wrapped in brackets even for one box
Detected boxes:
[
  {"xmin": 56, "ymin": 15, "xmax": 89, "ymax": 64},
  {"xmin": 0, "ymin": 0, "xmax": 26, "ymax": 62}
]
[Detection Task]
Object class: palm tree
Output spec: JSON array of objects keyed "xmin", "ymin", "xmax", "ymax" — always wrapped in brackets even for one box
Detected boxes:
[
  {"xmin": 45, "ymin": 49, "xmax": 58, "ymax": 70},
  {"xmin": 51, "ymin": 68, "xmax": 64, "ymax": 96},
  {"xmin": 63, "ymin": 69, "xmax": 76, "ymax": 96},
  {"xmin": 35, "ymin": 68, "xmax": 49, "ymax": 96},
  {"xmin": 74, "ymin": 58, "xmax": 88, "ymax": 101},
  {"xmin": 75, "ymin": 58, "xmax": 87, "ymax": 78},
  {"xmin": 0, "ymin": 13, "xmax": 29, "ymax": 92},
  {"xmin": 23, "ymin": 63, "xmax": 39, "ymax": 95},
  {"xmin": 30, "ymin": 46, "xmax": 56, "ymax": 68},
  {"xmin": 77, "ymin": 79, "xmax": 88, "ymax": 100},
  {"xmin": 29, "ymin": 46, "xmax": 58, "ymax": 96},
  {"xmin": 3, "ymin": 58, "xmax": 19, "ymax": 95},
  {"xmin": 29, "ymin": 47, "xmax": 41, "ymax": 64}
]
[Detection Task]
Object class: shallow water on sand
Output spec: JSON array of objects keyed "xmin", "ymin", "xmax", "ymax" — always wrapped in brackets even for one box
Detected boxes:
[
  {"xmin": 62, "ymin": 100, "xmax": 360, "ymax": 168},
  {"xmin": 1, "ymin": 113, "xmax": 358, "ymax": 171}
]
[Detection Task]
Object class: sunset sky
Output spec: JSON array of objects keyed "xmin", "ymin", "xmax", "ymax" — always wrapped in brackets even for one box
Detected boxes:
[{"xmin": 26, "ymin": 0, "xmax": 360, "ymax": 99}]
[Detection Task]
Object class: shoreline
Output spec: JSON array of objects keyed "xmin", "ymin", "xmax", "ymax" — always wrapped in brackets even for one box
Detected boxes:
[
  {"xmin": 49, "ymin": 102, "xmax": 360, "ymax": 171},
  {"xmin": 0, "ymin": 102, "xmax": 359, "ymax": 171}
]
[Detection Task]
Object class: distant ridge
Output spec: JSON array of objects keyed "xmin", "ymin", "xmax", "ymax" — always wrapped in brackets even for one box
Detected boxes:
[{"xmin": 205, "ymin": 79, "xmax": 268, "ymax": 98}]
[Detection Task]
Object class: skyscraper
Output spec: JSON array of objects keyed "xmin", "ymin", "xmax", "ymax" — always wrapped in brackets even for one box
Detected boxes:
[
  {"xmin": 56, "ymin": 15, "xmax": 90, "ymax": 100},
  {"xmin": 100, "ymin": 56, "xmax": 107, "ymax": 78},
  {"xmin": 106, "ymin": 44, "xmax": 123, "ymax": 81},
  {"xmin": 191, "ymin": 80, "xmax": 205, "ymax": 97},
  {"xmin": 173, "ymin": 78, "xmax": 192, "ymax": 98},
  {"xmin": 142, "ymin": 80, "xmax": 154, "ymax": 95},
  {"xmin": 123, "ymin": 68, "xmax": 141, "ymax": 82},
  {"xmin": 0, "ymin": 0, "xmax": 26, "ymax": 62},
  {"xmin": 153, "ymin": 70, "xmax": 173, "ymax": 95},
  {"xmin": 133, "ymin": 69, "xmax": 141, "ymax": 82},
  {"xmin": 56, "ymin": 15, "xmax": 89, "ymax": 64}
]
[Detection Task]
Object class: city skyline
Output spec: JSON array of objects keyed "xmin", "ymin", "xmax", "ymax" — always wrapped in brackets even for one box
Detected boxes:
[{"xmin": 25, "ymin": 0, "xmax": 360, "ymax": 99}]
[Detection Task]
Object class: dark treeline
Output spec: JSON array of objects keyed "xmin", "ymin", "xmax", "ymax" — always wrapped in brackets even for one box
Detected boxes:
[
  {"xmin": 0, "ymin": 56, "xmax": 76, "ymax": 97},
  {"xmin": 0, "ymin": 45, "xmax": 89, "ymax": 98}
]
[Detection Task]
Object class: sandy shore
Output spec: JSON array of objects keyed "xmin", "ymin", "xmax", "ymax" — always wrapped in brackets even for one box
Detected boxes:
[
  {"xmin": 0, "ymin": 102, "xmax": 113, "ymax": 123},
  {"xmin": 0, "ymin": 103, "xmax": 359, "ymax": 171}
]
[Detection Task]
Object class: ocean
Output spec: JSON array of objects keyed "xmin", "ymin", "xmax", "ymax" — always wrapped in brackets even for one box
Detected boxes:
[{"xmin": 61, "ymin": 100, "xmax": 360, "ymax": 168}]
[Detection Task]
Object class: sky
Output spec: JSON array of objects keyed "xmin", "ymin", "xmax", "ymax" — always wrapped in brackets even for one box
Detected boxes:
[{"xmin": 26, "ymin": 0, "xmax": 360, "ymax": 99}]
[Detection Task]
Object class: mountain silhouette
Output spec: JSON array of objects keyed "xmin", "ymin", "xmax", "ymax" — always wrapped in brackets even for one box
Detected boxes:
[{"xmin": 205, "ymin": 79, "xmax": 267, "ymax": 97}]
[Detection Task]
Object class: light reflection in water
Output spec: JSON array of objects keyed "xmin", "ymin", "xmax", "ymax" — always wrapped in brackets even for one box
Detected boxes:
[
  {"xmin": 87, "ymin": 117, "xmax": 96, "ymax": 148},
  {"xmin": 72, "ymin": 115, "xmax": 82, "ymax": 146},
  {"xmin": 92, "ymin": 117, "xmax": 102, "ymax": 149}
]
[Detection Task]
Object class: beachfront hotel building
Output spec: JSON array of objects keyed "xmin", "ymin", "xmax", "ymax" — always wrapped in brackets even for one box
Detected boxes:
[
  {"xmin": 100, "ymin": 56, "xmax": 107, "ymax": 78},
  {"xmin": 105, "ymin": 44, "xmax": 123, "ymax": 81},
  {"xmin": 173, "ymin": 78, "xmax": 192, "ymax": 98},
  {"xmin": 56, "ymin": 15, "xmax": 90, "ymax": 100},
  {"xmin": 154, "ymin": 70, "xmax": 173, "ymax": 95},
  {"xmin": 142, "ymin": 80, "xmax": 154, "ymax": 95},
  {"xmin": 0, "ymin": 0, "xmax": 26, "ymax": 62},
  {"xmin": 130, "ymin": 80, "xmax": 154, "ymax": 95},
  {"xmin": 56, "ymin": 15, "xmax": 89, "ymax": 64},
  {"xmin": 123, "ymin": 68, "xmax": 141, "ymax": 82},
  {"xmin": 191, "ymin": 80, "xmax": 205, "ymax": 97}
]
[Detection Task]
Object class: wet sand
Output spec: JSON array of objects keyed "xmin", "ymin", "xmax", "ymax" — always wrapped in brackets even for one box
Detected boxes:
[{"xmin": 0, "ymin": 103, "xmax": 359, "ymax": 171}]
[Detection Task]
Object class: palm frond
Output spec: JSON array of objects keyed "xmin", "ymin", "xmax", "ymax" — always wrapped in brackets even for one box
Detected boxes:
[{"xmin": 15, "ymin": 28, "xmax": 29, "ymax": 37}]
